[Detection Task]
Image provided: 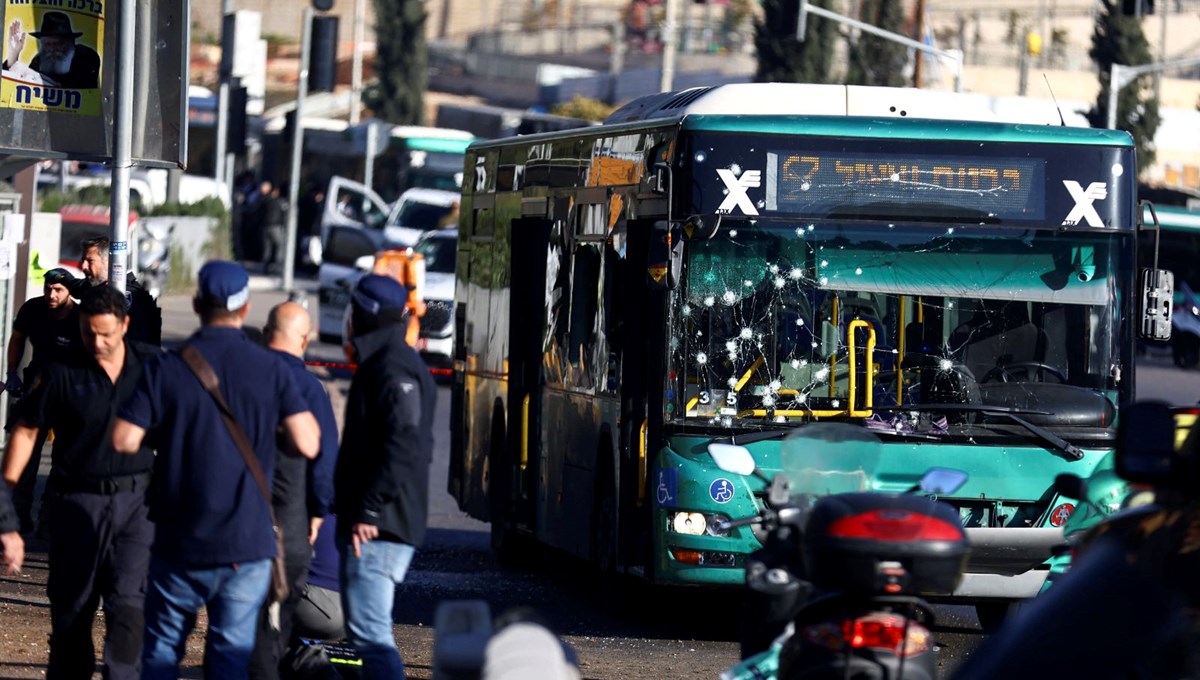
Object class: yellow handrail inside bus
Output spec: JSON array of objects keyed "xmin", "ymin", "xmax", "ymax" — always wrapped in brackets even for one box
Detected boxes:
[
  {"xmin": 734, "ymin": 356, "xmax": 765, "ymax": 393},
  {"xmin": 520, "ymin": 394, "xmax": 530, "ymax": 471},
  {"xmin": 637, "ymin": 419, "xmax": 648, "ymax": 507},
  {"xmin": 847, "ymin": 319, "xmax": 876, "ymax": 417}
]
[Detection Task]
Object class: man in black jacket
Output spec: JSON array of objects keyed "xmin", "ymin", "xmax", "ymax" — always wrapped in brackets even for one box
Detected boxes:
[
  {"xmin": 335, "ymin": 274, "xmax": 435, "ymax": 680},
  {"xmin": 78, "ymin": 235, "xmax": 162, "ymax": 347}
]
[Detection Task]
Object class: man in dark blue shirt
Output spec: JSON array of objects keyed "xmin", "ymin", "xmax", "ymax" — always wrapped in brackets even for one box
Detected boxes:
[
  {"xmin": 112, "ymin": 260, "xmax": 321, "ymax": 679},
  {"xmin": 249, "ymin": 301, "xmax": 339, "ymax": 680},
  {"xmin": 3, "ymin": 285, "xmax": 155, "ymax": 679}
]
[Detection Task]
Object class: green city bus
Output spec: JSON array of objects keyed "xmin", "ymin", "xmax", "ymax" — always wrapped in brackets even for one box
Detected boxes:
[{"xmin": 446, "ymin": 83, "xmax": 1172, "ymax": 625}]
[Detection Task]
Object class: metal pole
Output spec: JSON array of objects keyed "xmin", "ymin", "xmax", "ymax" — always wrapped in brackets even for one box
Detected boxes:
[
  {"xmin": 109, "ymin": 0, "xmax": 136, "ymax": 294},
  {"xmin": 363, "ymin": 121, "xmax": 378, "ymax": 193},
  {"xmin": 1154, "ymin": 5, "xmax": 1167, "ymax": 104},
  {"xmin": 283, "ymin": 6, "xmax": 313, "ymax": 292},
  {"xmin": 350, "ymin": 0, "xmax": 365, "ymax": 125},
  {"xmin": 215, "ymin": 3, "xmax": 234, "ymax": 184},
  {"xmin": 659, "ymin": 0, "xmax": 679, "ymax": 92},
  {"xmin": 1107, "ymin": 63, "xmax": 1121, "ymax": 130},
  {"xmin": 801, "ymin": 2, "xmax": 963, "ymax": 92}
]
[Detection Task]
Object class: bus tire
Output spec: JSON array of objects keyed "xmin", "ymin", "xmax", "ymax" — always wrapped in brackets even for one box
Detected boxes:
[{"xmin": 975, "ymin": 601, "xmax": 1023, "ymax": 633}]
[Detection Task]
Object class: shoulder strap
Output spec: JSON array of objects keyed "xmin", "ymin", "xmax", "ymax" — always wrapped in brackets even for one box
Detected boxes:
[{"xmin": 180, "ymin": 344, "xmax": 274, "ymax": 509}]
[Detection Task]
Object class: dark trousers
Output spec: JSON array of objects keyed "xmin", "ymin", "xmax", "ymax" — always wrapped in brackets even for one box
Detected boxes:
[
  {"xmin": 47, "ymin": 488, "xmax": 153, "ymax": 680},
  {"xmin": 11, "ymin": 426, "xmax": 49, "ymax": 533},
  {"xmin": 248, "ymin": 544, "xmax": 313, "ymax": 680}
]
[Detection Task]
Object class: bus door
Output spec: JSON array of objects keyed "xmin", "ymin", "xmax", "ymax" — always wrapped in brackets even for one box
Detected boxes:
[
  {"xmin": 618, "ymin": 216, "xmax": 660, "ymax": 568},
  {"xmin": 505, "ymin": 216, "xmax": 553, "ymax": 534}
]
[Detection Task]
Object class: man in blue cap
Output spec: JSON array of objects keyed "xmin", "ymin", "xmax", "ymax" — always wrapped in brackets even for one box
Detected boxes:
[
  {"xmin": 335, "ymin": 274, "xmax": 436, "ymax": 679},
  {"xmin": 112, "ymin": 260, "xmax": 322, "ymax": 679}
]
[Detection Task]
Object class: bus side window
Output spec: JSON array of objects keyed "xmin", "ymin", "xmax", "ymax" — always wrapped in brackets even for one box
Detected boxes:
[{"xmin": 568, "ymin": 244, "xmax": 602, "ymax": 374}]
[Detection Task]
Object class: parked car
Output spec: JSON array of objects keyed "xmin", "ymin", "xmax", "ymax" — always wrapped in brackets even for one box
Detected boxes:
[
  {"xmin": 315, "ymin": 228, "xmax": 457, "ymax": 369},
  {"xmin": 308, "ymin": 176, "xmax": 460, "ymax": 267},
  {"xmin": 411, "ymin": 229, "xmax": 457, "ymax": 367}
]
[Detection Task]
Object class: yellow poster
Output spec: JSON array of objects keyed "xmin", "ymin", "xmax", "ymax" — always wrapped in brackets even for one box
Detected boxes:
[{"xmin": 0, "ymin": 1, "xmax": 103, "ymax": 116}]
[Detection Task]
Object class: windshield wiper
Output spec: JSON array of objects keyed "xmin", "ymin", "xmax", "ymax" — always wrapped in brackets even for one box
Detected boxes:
[
  {"xmin": 877, "ymin": 404, "xmax": 1084, "ymax": 461},
  {"xmin": 712, "ymin": 428, "xmax": 800, "ymax": 446}
]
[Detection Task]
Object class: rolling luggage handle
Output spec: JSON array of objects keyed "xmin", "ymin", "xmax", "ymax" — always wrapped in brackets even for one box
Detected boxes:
[{"xmin": 181, "ymin": 344, "xmax": 289, "ymax": 604}]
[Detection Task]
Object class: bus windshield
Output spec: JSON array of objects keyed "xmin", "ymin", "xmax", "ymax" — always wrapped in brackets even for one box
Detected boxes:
[{"xmin": 677, "ymin": 219, "xmax": 1128, "ymax": 433}]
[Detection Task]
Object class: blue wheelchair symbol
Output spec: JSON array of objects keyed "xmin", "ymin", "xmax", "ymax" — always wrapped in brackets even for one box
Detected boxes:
[{"xmin": 709, "ymin": 478, "xmax": 734, "ymax": 504}]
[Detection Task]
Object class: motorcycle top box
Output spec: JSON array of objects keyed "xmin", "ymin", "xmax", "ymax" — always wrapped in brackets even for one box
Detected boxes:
[{"xmin": 804, "ymin": 493, "xmax": 969, "ymax": 597}]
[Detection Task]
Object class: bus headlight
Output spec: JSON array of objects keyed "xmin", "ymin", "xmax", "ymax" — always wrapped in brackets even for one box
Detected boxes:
[
  {"xmin": 671, "ymin": 512, "xmax": 707, "ymax": 535},
  {"xmin": 669, "ymin": 512, "xmax": 732, "ymax": 537}
]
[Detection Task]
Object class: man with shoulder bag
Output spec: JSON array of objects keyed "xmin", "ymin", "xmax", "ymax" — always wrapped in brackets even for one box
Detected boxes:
[{"xmin": 112, "ymin": 260, "xmax": 321, "ymax": 679}]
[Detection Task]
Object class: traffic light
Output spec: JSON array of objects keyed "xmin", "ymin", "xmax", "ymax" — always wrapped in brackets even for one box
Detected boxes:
[
  {"xmin": 309, "ymin": 15, "xmax": 339, "ymax": 93},
  {"xmin": 227, "ymin": 84, "xmax": 248, "ymax": 156},
  {"xmin": 1121, "ymin": 0, "xmax": 1154, "ymax": 15}
]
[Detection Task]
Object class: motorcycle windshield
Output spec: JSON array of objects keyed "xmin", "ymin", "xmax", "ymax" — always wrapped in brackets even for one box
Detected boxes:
[{"xmin": 779, "ymin": 422, "xmax": 883, "ymax": 499}]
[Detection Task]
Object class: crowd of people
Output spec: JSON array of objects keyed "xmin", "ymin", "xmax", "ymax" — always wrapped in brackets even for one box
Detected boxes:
[{"xmin": 0, "ymin": 250, "xmax": 434, "ymax": 680}]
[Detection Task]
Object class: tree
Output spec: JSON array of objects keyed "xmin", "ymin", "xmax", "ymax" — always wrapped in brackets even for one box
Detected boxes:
[
  {"xmin": 845, "ymin": 0, "xmax": 908, "ymax": 87},
  {"xmin": 1086, "ymin": 0, "xmax": 1160, "ymax": 173},
  {"xmin": 754, "ymin": 0, "xmax": 836, "ymax": 83},
  {"xmin": 364, "ymin": 0, "xmax": 427, "ymax": 124}
]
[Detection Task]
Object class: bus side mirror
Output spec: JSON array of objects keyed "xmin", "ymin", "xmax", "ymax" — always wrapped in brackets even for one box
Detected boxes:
[
  {"xmin": 647, "ymin": 220, "xmax": 682, "ymax": 290},
  {"xmin": 1140, "ymin": 268, "xmax": 1173, "ymax": 341}
]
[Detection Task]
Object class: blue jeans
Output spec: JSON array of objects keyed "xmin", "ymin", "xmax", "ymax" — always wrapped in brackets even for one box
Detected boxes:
[
  {"xmin": 339, "ymin": 539, "xmax": 415, "ymax": 680},
  {"xmin": 142, "ymin": 556, "xmax": 271, "ymax": 680}
]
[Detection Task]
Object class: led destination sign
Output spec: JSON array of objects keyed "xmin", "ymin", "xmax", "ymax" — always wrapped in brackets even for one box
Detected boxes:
[{"xmin": 765, "ymin": 151, "xmax": 1046, "ymax": 220}]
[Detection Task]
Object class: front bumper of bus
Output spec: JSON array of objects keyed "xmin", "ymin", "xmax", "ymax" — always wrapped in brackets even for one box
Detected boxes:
[{"xmin": 652, "ymin": 444, "xmax": 1065, "ymax": 595}]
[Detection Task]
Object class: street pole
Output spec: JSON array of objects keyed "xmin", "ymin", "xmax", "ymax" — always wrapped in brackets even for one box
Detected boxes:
[
  {"xmin": 109, "ymin": 0, "xmax": 136, "ymax": 293},
  {"xmin": 659, "ymin": 0, "xmax": 680, "ymax": 92},
  {"xmin": 215, "ymin": 1, "xmax": 234, "ymax": 185},
  {"xmin": 350, "ymin": 0, "xmax": 365, "ymax": 125},
  {"xmin": 798, "ymin": 1, "xmax": 963, "ymax": 92},
  {"xmin": 283, "ymin": 7, "xmax": 313, "ymax": 291},
  {"xmin": 1106, "ymin": 56, "xmax": 1200, "ymax": 129}
]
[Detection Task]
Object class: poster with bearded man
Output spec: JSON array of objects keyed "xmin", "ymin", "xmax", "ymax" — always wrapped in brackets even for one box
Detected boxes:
[{"xmin": 0, "ymin": 6, "xmax": 103, "ymax": 115}]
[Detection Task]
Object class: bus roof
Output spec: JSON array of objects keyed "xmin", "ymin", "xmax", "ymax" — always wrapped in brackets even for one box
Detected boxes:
[
  {"xmin": 605, "ymin": 83, "xmax": 1084, "ymax": 126},
  {"xmin": 467, "ymin": 84, "xmax": 1132, "ymax": 151},
  {"xmin": 682, "ymin": 114, "xmax": 1133, "ymax": 146},
  {"xmin": 1144, "ymin": 204, "xmax": 1200, "ymax": 231}
]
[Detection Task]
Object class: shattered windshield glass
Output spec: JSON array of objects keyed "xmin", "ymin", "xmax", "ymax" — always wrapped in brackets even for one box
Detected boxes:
[{"xmin": 675, "ymin": 219, "xmax": 1127, "ymax": 436}]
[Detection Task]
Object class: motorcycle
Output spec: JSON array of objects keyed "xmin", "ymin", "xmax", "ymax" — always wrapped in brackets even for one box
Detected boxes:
[{"xmin": 711, "ymin": 424, "xmax": 970, "ymax": 680}]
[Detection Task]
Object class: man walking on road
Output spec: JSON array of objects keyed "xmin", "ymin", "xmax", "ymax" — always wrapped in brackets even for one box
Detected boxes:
[
  {"xmin": 335, "ymin": 274, "xmax": 436, "ymax": 680},
  {"xmin": 4, "ymin": 267, "xmax": 86, "ymax": 535},
  {"xmin": 3, "ymin": 285, "xmax": 156, "ymax": 679},
  {"xmin": 111, "ymin": 260, "xmax": 321, "ymax": 679},
  {"xmin": 249, "ymin": 301, "xmax": 340, "ymax": 680}
]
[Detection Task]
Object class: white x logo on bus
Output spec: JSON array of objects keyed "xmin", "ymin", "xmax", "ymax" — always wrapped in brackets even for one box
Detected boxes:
[
  {"xmin": 1062, "ymin": 180, "xmax": 1108, "ymax": 228},
  {"xmin": 716, "ymin": 169, "xmax": 762, "ymax": 216}
]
